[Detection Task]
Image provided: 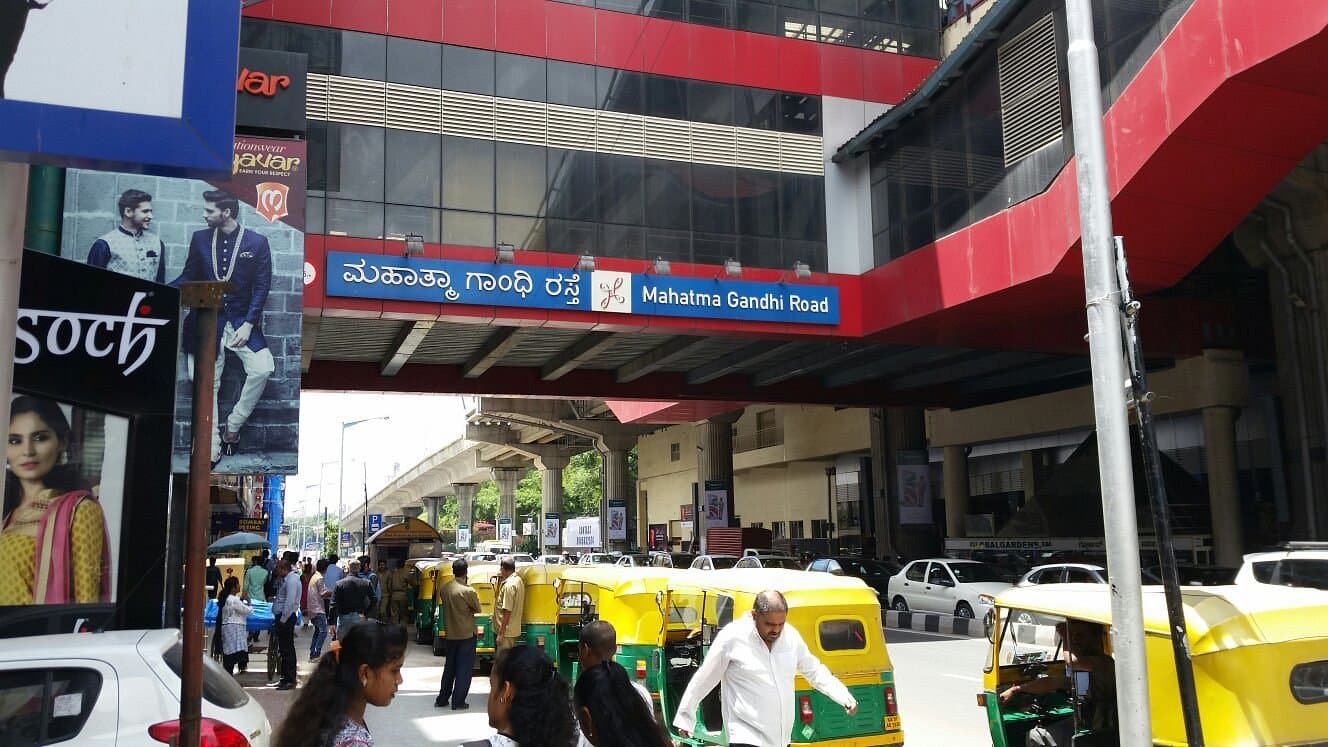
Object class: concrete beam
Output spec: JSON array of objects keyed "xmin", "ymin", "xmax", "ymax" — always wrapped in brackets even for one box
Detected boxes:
[
  {"xmin": 616, "ymin": 336, "xmax": 709, "ymax": 383},
  {"xmin": 463, "ymin": 327, "xmax": 525, "ymax": 379},
  {"xmin": 687, "ymin": 341, "xmax": 803, "ymax": 384},
  {"xmin": 466, "ymin": 423, "xmax": 521, "ymax": 446},
  {"xmin": 754, "ymin": 345, "xmax": 875, "ymax": 386},
  {"xmin": 380, "ymin": 320, "xmax": 435, "ymax": 376},
  {"xmin": 823, "ymin": 346, "xmax": 966, "ymax": 389},
  {"xmin": 541, "ymin": 332, "xmax": 618, "ymax": 381}
]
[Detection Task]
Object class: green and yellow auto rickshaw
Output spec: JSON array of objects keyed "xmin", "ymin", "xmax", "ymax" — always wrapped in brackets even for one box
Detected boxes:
[
  {"xmin": 412, "ymin": 559, "xmax": 445, "ymax": 645},
  {"xmin": 665, "ymin": 568, "xmax": 905, "ymax": 747},
  {"xmin": 552, "ymin": 565, "xmax": 673, "ymax": 687},
  {"xmin": 516, "ymin": 564, "xmax": 566, "ymax": 665},
  {"xmin": 464, "ymin": 562, "xmax": 502, "ymax": 669}
]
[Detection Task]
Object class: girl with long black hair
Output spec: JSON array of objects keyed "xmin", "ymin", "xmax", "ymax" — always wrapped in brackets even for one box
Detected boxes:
[
  {"xmin": 216, "ymin": 575, "xmax": 253, "ymax": 675},
  {"xmin": 466, "ymin": 645, "xmax": 576, "ymax": 747},
  {"xmin": 273, "ymin": 621, "xmax": 407, "ymax": 747},
  {"xmin": 573, "ymin": 661, "xmax": 669, "ymax": 747}
]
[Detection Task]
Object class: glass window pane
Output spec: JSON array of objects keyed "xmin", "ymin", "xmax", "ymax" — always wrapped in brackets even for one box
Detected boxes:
[
  {"xmin": 306, "ymin": 196, "xmax": 325, "ymax": 235},
  {"xmin": 441, "ymin": 136, "xmax": 494, "ymax": 212},
  {"xmin": 599, "ymin": 223, "xmax": 646, "ymax": 260},
  {"xmin": 691, "ymin": 163, "xmax": 736, "ymax": 234},
  {"xmin": 547, "ymin": 219, "xmax": 599, "ymax": 255},
  {"xmin": 441, "ymin": 210, "xmax": 494, "ymax": 247},
  {"xmin": 734, "ymin": 88, "xmax": 778, "ymax": 130},
  {"xmin": 337, "ymin": 31, "xmax": 386, "ymax": 79},
  {"xmin": 388, "ymin": 37, "xmax": 441, "ymax": 87},
  {"xmin": 443, "ymin": 45, "xmax": 495, "ymax": 95},
  {"xmin": 597, "ymin": 154, "xmax": 644, "ymax": 225},
  {"xmin": 497, "ymin": 142, "xmax": 549, "ymax": 217},
  {"xmin": 648, "ymin": 228, "xmax": 691, "ymax": 263},
  {"xmin": 548, "ymin": 60, "xmax": 597, "ymax": 108},
  {"xmin": 738, "ymin": 235, "xmax": 779, "ymax": 268},
  {"xmin": 898, "ymin": 0, "xmax": 936, "ymax": 27},
  {"xmin": 687, "ymin": 81, "xmax": 734, "ymax": 126},
  {"xmin": 735, "ymin": 168, "xmax": 780, "ymax": 237},
  {"xmin": 326, "ymin": 199, "xmax": 384, "ymax": 239},
  {"xmin": 780, "ymin": 93, "xmax": 821, "ymax": 134},
  {"xmin": 819, "ymin": 0, "xmax": 858, "ymax": 14},
  {"xmin": 598, "ymin": 68, "xmax": 644, "ymax": 114},
  {"xmin": 645, "ymin": 0, "xmax": 686, "ymax": 20},
  {"xmin": 645, "ymin": 76, "xmax": 688, "ymax": 120},
  {"xmin": 693, "ymin": 232, "xmax": 738, "ymax": 266},
  {"xmin": 497, "ymin": 215, "xmax": 548, "ymax": 252},
  {"xmin": 862, "ymin": 0, "xmax": 897, "ymax": 22},
  {"xmin": 597, "ymin": 0, "xmax": 643, "ymax": 12},
  {"xmin": 325, "ymin": 123, "xmax": 385, "ymax": 202},
  {"xmin": 734, "ymin": 1, "xmax": 777, "ymax": 35},
  {"xmin": 385, "ymin": 204, "xmax": 441, "ymax": 243},
  {"xmin": 307, "ymin": 121, "xmax": 328, "ymax": 194},
  {"xmin": 689, "ymin": 0, "xmax": 734, "ymax": 28},
  {"xmin": 819, "ymin": 13, "xmax": 861, "ymax": 45},
  {"xmin": 780, "ymin": 173, "xmax": 825, "ymax": 241},
  {"xmin": 547, "ymin": 148, "xmax": 599, "ymax": 221},
  {"xmin": 779, "ymin": 6, "xmax": 819, "ymax": 41},
  {"xmin": 386, "ymin": 130, "xmax": 441, "ymax": 207},
  {"xmin": 781, "ymin": 239, "xmax": 827, "ymax": 271},
  {"xmin": 644, "ymin": 159, "xmax": 691, "ymax": 229},
  {"xmin": 495, "ymin": 53, "xmax": 546, "ymax": 101}
]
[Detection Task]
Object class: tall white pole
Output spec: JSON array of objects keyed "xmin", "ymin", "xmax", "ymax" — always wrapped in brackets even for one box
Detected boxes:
[
  {"xmin": 1063, "ymin": 0, "xmax": 1153, "ymax": 741},
  {"xmin": 0, "ymin": 163, "xmax": 30, "ymax": 457}
]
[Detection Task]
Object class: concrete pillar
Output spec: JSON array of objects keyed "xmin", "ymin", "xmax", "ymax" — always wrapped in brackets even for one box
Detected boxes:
[
  {"xmin": 491, "ymin": 469, "xmax": 521, "ymax": 532},
  {"xmin": 943, "ymin": 445, "xmax": 969, "ymax": 539},
  {"xmin": 696, "ymin": 412, "xmax": 741, "ymax": 548},
  {"xmin": 401, "ymin": 506, "xmax": 423, "ymax": 520},
  {"xmin": 1203, "ymin": 406, "xmax": 1245, "ymax": 566},
  {"xmin": 453, "ymin": 483, "xmax": 478, "ymax": 541},
  {"xmin": 884, "ymin": 407, "xmax": 930, "ymax": 559},
  {"xmin": 596, "ymin": 430, "xmax": 637, "ymax": 552},
  {"xmin": 537, "ymin": 455, "xmax": 570, "ymax": 555},
  {"xmin": 422, "ymin": 496, "xmax": 441, "ymax": 531}
]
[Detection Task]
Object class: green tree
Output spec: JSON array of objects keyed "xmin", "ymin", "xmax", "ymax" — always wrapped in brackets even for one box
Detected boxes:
[
  {"xmin": 563, "ymin": 450, "xmax": 602, "ymax": 517},
  {"xmin": 322, "ymin": 517, "xmax": 339, "ymax": 557}
]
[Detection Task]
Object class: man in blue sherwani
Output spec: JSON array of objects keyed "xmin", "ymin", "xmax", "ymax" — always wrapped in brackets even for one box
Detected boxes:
[{"xmin": 172, "ymin": 189, "xmax": 275, "ymax": 467}]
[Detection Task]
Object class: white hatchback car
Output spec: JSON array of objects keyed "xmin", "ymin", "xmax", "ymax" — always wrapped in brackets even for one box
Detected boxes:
[
  {"xmin": 0, "ymin": 628, "xmax": 271, "ymax": 745},
  {"xmin": 1235, "ymin": 543, "xmax": 1328, "ymax": 590},
  {"xmin": 886, "ymin": 558, "xmax": 1011, "ymax": 620}
]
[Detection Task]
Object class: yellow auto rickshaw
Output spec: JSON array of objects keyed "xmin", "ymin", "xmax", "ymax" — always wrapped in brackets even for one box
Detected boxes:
[
  {"xmin": 553, "ymin": 565, "xmax": 673, "ymax": 686},
  {"xmin": 665, "ymin": 568, "xmax": 904, "ymax": 747},
  {"xmin": 516, "ymin": 564, "xmax": 566, "ymax": 665},
  {"xmin": 464, "ymin": 562, "xmax": 502, "ymax": 668},
  {"xmin": 412, "ymin": 560, "xmax": 445, "ymax": 645},
  {"xmin": 982, "ymin": 583, "xmax": 1328, "ymax": 746}
]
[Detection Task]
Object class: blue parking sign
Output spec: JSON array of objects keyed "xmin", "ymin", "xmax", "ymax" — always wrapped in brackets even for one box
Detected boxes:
[{"xmin": 368, "ymin": 514, "xmax": 383, "ymax": 534}]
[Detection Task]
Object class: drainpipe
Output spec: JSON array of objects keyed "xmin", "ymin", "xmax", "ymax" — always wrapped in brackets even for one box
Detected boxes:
[
  {"xmin": 23, "ymin": 166, "xmax": 64, "ymax": 255},
  {"xmin": 1267, "ymin": 201, "xmax": 1326, "ymax": 539},
  {"xmin": 1257, "ymin": 238, "xmax": 1318, "ymax": 538}
]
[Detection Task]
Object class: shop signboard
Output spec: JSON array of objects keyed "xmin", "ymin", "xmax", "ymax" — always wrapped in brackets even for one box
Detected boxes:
[
  {"xmin": 61, "ymin": 135, "xmax": 306, "ymax": 474},
  {"xmin": 326, "ymin": 253, "xmax": 840, "ymax": 326},
  {"xmin": 0, "ymin": 0, "xmax": 238, "ymax": 175},
  {"xmin": 235, "ymin": 47, "xmax": 307, "ymax": 134},
  {"xmin": 607, "ymin": 500, "xmax": 627, "ymax": 541},
  {"xmin": 237, "ymin": 518, "xmax": 268, "ymax": 534}
]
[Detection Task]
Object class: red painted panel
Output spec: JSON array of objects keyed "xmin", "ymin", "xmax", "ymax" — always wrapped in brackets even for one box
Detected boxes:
[
  {"xmin": 607, "ymin": 399, "xmax": 749, "ymax": 424},
  {"xmin": 1174, "ymin": 79, "xmax": 1328, "ymax": 161},
  {"xmin": 688, "ymin": 24, "xmax": 736, "ymax": 85},
  {"xmin": 269, "ymin": 0, "xmax": 330, "ymax": 26},
  {"xmin": 818, "ymin": 44, "xmax": 864, "ymax": 101},
  {"xmin": 303, "ymin": 234, "xmax": 327, "ymax": 313},
  {"xmin": 961, "ymin": 211, "xmax": 1013, "ymax": 300},
  {"xmin": 1105, "ymin": 50, "xmax": 1169, "ymax": 193},
  {"xmin": 1236, "ymin": 33, "xmax": 1328, "ymax": 100},
  {"xmin": 862, "ymin": 51, "xmax": 904, "ymax": 103},
  {"xmin": 1221, "ymin": 0, "xmax": 1328, "ymax": 74},
  {"xmin": 331, "ymin": 0, "xmax": 387, "ymax": 34},
  {"xmin": 595, "ymin": 11, "xmax": 649, "ymax": 71},
  {"xmin": 442, "ymin": 0, "xmax": 496, "ymax": 49},
  {"xmin": 385, "ymin": 0, "xmax": 443, "ymax": 42},
  {"xmin": 898, "ymin": 55, "xmax": 938, "ymax": 98},
  {"xmin": 241, "ymin": 1, "xmax": 273, "ymax": 20},
  {"xmin": 777, "ymin": 38, "xmax": 821, "ymax": 96},
  {"xmin": 641, "ymin": 18, "xmax": 690, "ymax": 79},
  {"xmin": 495, "ymin": 0, "xmax": 547, "ymax": 57},
  {"xmin": 545, "ymin": 2, "xmax": 597, "ymax": 64},
  {"xmin": 1155, "ymin": 0, "xmax": 1224, "ymax": 131},
  {"xmin": 732, "ymin": 32, "xmax": 782, "ymax": 91},
  {"xmin": 1125, "ymin": 136, "xmax": 1298, "ymax": 216}
]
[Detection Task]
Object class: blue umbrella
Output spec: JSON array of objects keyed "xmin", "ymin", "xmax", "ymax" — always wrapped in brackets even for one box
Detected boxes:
[{"xmin": 207, "ymin": 531, "xmax": 271, "ymax": 555}]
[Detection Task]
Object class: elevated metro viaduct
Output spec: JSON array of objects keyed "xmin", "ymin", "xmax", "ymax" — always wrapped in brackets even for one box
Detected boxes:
[{"xmin": 239, "ymin": 0, "xmax": 1328, "ymax": 564}]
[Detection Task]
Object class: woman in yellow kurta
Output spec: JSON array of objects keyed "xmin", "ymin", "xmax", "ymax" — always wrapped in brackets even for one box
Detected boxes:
[{"xmin": 2, "ymin": 396, "xmax": 109, "ymax": 605}]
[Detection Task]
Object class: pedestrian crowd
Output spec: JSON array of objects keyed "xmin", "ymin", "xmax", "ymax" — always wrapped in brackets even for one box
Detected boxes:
[{"xmin": 258, "ymin": 553, "xmax": 856, "ymax": 747}]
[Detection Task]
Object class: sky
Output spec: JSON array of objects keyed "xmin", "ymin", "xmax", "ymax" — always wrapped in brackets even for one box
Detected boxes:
[{"xmin": 286, "ymin": 391, "xmax": 471, "ymax": 520}]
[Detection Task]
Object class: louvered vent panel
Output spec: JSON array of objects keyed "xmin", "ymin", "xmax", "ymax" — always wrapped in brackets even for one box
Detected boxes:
[
  {"xmin": 734, "ymin": 128, "xmax": 782, "ymax": 172},
  {"xmin": 644, "ymin": 116, "xmax": 691, "ymax": 162},
  {"xmin": 306, "ymin": 73, "xmax": 330, "ymax": 120},
  {"xmin": 690, "ymin": 122, "xmax": 736, "ymax": 167},
  {"xmin": 495, "ymin": 97, "xmax": 548, "ymax": 146},
  {"xmin": 327, "ymin": 77, "xmax": 385, "ymax": 127},
  {"xmin": 779, "ymin": 132, "xmax": 824, "ymax": 175},
  {"xmin": 386, "ymin": 83, "xmax": 441, "ymax": 134},
  {"xmin": 442, "ymin": 90, "xmax": 495, "ymax": 140},
  {"xmin": 998, "ymin": 13, "xmax": 1062, "ymax": 167},
  {"xmin": 546, "ymin": 104, "xmax": 597, "ymax": 151},
  {"xmin": 597, "ymin": 111, "xmax": 645, "ymax": 157}
]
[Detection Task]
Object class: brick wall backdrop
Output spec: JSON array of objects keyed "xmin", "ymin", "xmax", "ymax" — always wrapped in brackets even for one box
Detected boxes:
[{"xmin": 61, "ymin": 168, "xmax": 303, "ymax": 474}]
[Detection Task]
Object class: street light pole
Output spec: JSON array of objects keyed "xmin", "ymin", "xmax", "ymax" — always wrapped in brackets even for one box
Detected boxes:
[{"xmin": 339, "ymin": 416, "xmax": 390, "ymax": 553}]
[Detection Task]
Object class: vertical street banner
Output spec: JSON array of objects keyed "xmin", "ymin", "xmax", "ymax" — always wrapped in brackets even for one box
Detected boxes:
[
  {"xmin": 456, "ymin": 524, "xmax": 471, "ymax": 550},
  {"xmin": 264, "ymin": 475, "xmax": 285, "ymax": 552},
  {"xmin": 61, "ymin": 135, "xmax": 305, "ymax": 474},
  {"xmin": 497, "ymin": 518, "xmax": 513, "ymax": 545},
  {"xmin": 543, "ymin": 513, "xmax": 561, "ymax": 548},
  {"xmin": 607, "ymin": 500, "xmax": 627, "ymax": 541},
  {"xmin": 897, "ymin": 450, "xmax": 933, "ymax": 525},
  {"xmin": 703, "ymin": 483, "xmax": 729, "ymax": 526}
]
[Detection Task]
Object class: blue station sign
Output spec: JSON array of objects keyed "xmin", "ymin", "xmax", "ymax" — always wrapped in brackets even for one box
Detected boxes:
[{"xmin": 326, "ymin": 252, "xmax": 839, "ymax": 326}]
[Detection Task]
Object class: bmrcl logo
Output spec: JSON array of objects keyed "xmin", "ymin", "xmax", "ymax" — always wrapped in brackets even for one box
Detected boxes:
[
  {"xmin": 254, "ymin": 182, "xmax": 289, "ymax": 224},
  {"xmin": 591, "ymin": 270, "xmax": 633, "ymax": 314}
]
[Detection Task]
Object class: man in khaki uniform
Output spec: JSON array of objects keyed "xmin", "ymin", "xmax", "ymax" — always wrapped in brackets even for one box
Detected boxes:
[
  {"xmin": 494, "ymin": 556, "xmax": 524, "ymax": 650},
  {"xmin": 383, "ymin": 559, "xmax": 410, "ymax": 624},
  {"xmin": 435, "ymin": 559, "xmax": 482, "ymax": 709}
]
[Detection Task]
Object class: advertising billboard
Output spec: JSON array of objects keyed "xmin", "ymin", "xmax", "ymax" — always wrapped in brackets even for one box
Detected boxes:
[{"xmin": 61, "ymin": 136, "xmax": 305, "ymax": 474}]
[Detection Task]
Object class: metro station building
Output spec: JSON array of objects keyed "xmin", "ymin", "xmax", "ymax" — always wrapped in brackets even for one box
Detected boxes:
[{"xmin": 237, "ymin": 0, "xmax": 1328, "ymax": 566}]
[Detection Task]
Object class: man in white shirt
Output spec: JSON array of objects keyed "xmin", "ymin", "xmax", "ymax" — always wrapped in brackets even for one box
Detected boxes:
[{"xmin": 673, "ymin": 590, "xmax": 857, "ymax": 747}]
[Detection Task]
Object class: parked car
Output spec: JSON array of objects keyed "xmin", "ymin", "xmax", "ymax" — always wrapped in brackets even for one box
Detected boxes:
[
  {"xmin": 1015, "ymin": 563, "xmax": 1114, "ymax": 587},
  {"xmin": 577, "ymin": 552, "xmax": 616, "ymax": 565},
  {"xmin": 1235, "ymin": 542, "xmax": 1328, "ymax": 590},
  {"xmin": 464, "ymin": 552, "xmax": 497, "ymax": 563},
  {"xmin": 886, "ymin": 558, "xmax": 1011, "ymax": 620},
  {"xmin": 510, "ymin": 553, "xmax": 536, "ymax": 564},
  {"xmin": 1144, "ymin": 563, "xmax": 1237, "ymax": 587},
  {"xmin": 649, "ymin": 552, "xmax": 695, "ymax": 568},
  {"xmin": 0, "ymin": 628, "xmax": 271, "ymax": 746},
  {"xmin": 614, "ymin": 553, "xmax": 654, "ymax": 567},
  {"xmin": 733, "ymin": 554, "xmax": 803, "ymax": 570},
  {"xmin": 689, "ymin": 554, "xmax": 740, "ymax": 571},
  {"xmin": 805, "ymin": 556, "xmax": 901, "ymax": 596},
  {"xmin": 536, "ymin": 554, "xmax": 564, "ymax": 564},
  {"xmin": 741, "ymin": 548, "xmax": 783, "ymax": 559}
]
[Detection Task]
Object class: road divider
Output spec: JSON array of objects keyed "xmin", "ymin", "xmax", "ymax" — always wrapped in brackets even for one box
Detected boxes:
[{"xmin": 882, "ymin": 609, "xmax": 989, "ymax": 638}]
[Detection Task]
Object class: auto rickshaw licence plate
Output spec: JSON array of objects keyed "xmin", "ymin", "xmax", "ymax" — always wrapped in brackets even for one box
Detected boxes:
[{"xmin": 883, "ymin": 715, "xmax": 901, "ymax": 731}]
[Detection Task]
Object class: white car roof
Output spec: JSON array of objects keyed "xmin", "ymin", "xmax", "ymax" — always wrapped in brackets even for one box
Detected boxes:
[
  {"xmin": 1028, "ymin": 563, "xmax": 1105, "ymax": 572},
  {"xmin": 1242, "ymin": 549, "xmax": 1328, "ymax": 562},
  {"xmin": 0, "ymin": 628, "xmax": 166, "ymax": 659}
]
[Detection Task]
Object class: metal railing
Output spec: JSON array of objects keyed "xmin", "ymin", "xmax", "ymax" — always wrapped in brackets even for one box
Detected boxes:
[{"xmin": 734, "ymin": 425, "xmax": 784, "ymax": 453}]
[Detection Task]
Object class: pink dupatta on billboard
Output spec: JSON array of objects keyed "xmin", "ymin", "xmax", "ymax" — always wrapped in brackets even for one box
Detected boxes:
[{"xmin": 32, "ymin": 490, "xmax": 112, "ymax": 604}]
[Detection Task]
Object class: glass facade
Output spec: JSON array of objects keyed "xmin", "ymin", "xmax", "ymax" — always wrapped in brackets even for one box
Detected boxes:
[
  {"xmin": 867, "ymin": 0, "xmax": 1193, "ymax": 265},
  {"xmin": 244, "ymin": 20, "xmax": 829, "ymax": 271},
  {"xmin": 554, "ymin": 0, "xmax": 942, "ymax": 57}
]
